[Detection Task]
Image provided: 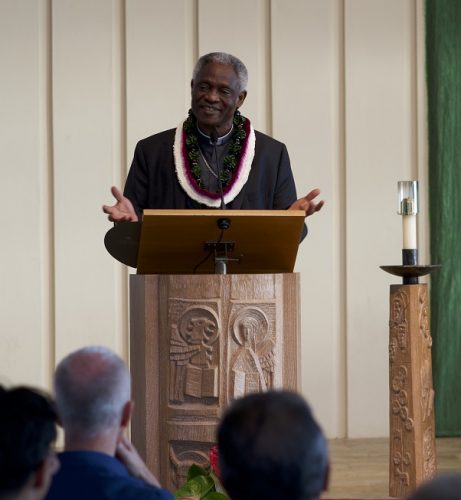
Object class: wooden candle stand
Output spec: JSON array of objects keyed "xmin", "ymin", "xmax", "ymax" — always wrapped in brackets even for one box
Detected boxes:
[{"xmin": 381, "ymin": 265, "xmax": 440, "ymax": 497}]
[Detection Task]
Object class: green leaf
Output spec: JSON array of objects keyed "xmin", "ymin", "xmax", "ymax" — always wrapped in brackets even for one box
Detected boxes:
[
  {"xmin": 174, "ymin": 474, "xmax": 215, "ymax": 499},
  {"xmin": 208, "ymin": 472, "xmax": 226, "ymax": 494},
  {"xmin": 187, "ymin": 464, "xmax": 210, "ymax": 481},
  {"xmin": 203, "ymin": 492, "xmax": 228, "ymax": 500}
]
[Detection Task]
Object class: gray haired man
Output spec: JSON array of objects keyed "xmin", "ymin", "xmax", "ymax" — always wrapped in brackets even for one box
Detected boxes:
[
  {"xmin": 46, "ymin": 346, "xmax": 172, "ymax": 500},
  {"xmin": 103, "ymin": 52, "xmax": 323, "ymax": 229}
]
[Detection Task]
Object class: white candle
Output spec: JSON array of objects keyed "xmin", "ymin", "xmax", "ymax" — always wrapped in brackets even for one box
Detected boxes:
[
  {"xmin": 398, "ymin": 181, "xmax": 418, "ymax": 251},
  {"xmin": 402, "ymin": 213, "xmax": 417, "ymax": 249}
]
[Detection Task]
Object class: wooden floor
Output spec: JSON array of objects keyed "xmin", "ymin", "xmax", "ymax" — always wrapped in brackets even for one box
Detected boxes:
[{"xmin": 321, "ymin": 437, "xmax": 461, "ymax": 499}]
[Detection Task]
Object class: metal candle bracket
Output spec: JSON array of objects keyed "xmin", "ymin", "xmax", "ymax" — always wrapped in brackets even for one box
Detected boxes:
[
  {"xmin": 380, "ymin": 261, "xmax": 441, "ymax": 284},
  {"xmin": 381, "ymin": 247, "xmax": 440, "ymax": 284}
]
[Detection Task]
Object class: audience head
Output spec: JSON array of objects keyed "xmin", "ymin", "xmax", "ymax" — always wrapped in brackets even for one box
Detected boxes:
[
  {"xmin": 407, "ymin": 474, "xmax": 461, "ymax": 500},
  {"xmin": 54, "ymin": 345, "xmax": 131, "ymax": 442},
  {"xmin": 217, "ymin": 390, "xmax": 329, "ymax": 500},
  {"xmin": 0, "ymin": 386, "xmax": 59, "ymax": 499}
]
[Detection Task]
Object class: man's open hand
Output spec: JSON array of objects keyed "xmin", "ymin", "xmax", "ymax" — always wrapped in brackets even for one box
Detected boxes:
[
  {"xmin": 116, "ymin": 435, "xmax": 161, "ymax": 487},
  {"xmin": 102, "ymin": 186, "xmax": 138, "ymax": 222},
  {"xmin": 289, "ymin": 188, "xmax": 324, "ymax": 217}
]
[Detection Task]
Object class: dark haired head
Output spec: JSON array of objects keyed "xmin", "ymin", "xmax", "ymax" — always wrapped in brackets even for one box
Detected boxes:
[
  {"xmin": 0, "ymin": 386, "xmax": 58, "ymax": 495},
  {"xmin": 218, "ymin": 390, "xmax": 329, "ymax": 500},
  {"xmin": 407, "ymin": 474, "xmax": 461, "ymax": 500}
]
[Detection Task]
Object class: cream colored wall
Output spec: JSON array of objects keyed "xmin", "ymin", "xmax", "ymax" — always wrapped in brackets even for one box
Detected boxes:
[{"xmin": 0, "ymin": 0, "xmax": 427, "ymax": 438}]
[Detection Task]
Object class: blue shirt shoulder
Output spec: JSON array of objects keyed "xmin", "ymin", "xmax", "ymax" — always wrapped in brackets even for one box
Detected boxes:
[{"xmin": 46, "ymin": 451, "xmax": 173, "ymax": 500}]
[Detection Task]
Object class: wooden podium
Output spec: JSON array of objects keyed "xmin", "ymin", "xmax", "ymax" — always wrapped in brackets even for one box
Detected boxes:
[{"xmin": 105, "ymin": 210, "xmax": 305, "ymax": 490}]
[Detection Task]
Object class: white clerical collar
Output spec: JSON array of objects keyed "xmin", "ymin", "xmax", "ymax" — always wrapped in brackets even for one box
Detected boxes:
[{"xmin": 197, "ymin": 124, "xmax": 234, "ymax": 146}]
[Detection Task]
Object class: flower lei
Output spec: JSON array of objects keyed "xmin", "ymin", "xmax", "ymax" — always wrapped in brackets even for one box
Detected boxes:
[{"xmin": 173, "ymin": 110, "xmax": 255, "ymax": 208}]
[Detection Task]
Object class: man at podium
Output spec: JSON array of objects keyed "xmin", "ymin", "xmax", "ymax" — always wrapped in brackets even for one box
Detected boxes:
[{"xmin": 103, "ymin": 52, "xmax": 323, "ymax": 229}]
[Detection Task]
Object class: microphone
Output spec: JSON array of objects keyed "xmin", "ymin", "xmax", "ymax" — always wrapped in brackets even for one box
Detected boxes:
[{"xmin": 210, "ymin": 129, "xmax": 226, "ymax": 209}]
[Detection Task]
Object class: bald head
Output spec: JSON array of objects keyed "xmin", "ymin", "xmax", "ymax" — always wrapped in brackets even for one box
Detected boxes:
[{"xmin": 54, "ymin": 346, "xmax": 130, "ymax": 439}]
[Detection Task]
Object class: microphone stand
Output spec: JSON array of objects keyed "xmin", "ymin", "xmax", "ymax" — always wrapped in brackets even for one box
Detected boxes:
[{"xmin": 209, "ymin": 130, "xmax": 233, "ymax": 273}]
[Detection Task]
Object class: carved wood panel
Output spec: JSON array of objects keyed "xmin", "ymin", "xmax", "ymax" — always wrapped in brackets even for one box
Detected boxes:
[
  {"xmin": 130, "ymin": 273, "xmax": 300, "ymax": 490},
  {"xmin": 388, "ymin": 284, "xmax": 436, "ymax": 498}
]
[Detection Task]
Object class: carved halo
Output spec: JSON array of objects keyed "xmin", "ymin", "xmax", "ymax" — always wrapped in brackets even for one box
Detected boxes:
[
  {"xmin": 232, "ymin": 307, "xmax": 269, "ymax": 347},
  {"xmin": 178, "ymin": 306, "xmax": 220, "ymax": 345}
]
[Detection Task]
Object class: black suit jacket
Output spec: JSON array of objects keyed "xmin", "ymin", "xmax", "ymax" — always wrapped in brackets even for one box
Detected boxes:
[{"xmin": 124, "ymin": 128, "xmax": 307, "ymax": 238}]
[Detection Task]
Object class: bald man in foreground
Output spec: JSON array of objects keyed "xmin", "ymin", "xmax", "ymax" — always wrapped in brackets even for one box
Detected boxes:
[{"xmin": 46, "ymin": 346, "xmax": 173, "ymax": 500}]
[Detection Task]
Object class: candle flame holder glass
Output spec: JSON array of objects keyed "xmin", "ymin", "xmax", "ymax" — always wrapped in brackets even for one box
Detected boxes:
[{"xmin": 398, "ymin": 180, "xmax": 418, "ymax": 215}]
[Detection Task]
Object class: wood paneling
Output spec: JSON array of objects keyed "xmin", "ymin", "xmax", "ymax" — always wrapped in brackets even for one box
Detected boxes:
[
  {"xmin": 0, "ymin": 0, "xmax": 426, "ymax": 441},
  {"xmin": 125, "ymin": 0, "xmax": 193, "ymax": 155},
  {"xmin": 199, "ymin": 0, "xmax": 269, "ymax": 132},
  {"xmin": 345, "ymin": 0, "xmax": 419, "ymax": 437},
  {"xmin": 52, "ymin": 0, "xmax": 124, "ymax": 357},
  {"xmin": 272, "ymin": 0, "xmax": 346, "ymax": 437},
  {"xmin": 0, "ymin": 0, "xmax": 51, "ymax": 388}
]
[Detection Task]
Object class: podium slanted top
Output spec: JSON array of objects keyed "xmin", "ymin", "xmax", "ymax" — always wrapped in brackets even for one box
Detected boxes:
[{"xmin": 105, "ymin": 209, "xmax": 305, "ymax": 274}]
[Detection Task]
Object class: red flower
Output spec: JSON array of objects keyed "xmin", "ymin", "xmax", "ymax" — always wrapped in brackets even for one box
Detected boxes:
[{"xmin": 209, "ymin": 445, "xmax": 221, "ymax": 479}]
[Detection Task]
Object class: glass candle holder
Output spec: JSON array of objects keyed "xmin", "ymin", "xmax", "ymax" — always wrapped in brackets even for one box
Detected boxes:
[
  {"xmin": 398, "ymin": 180, "xmax": 418, "ymax": 215},
  {"xmin": 398, "ymin": 181, "xmax": 418, "ymax": 267}
]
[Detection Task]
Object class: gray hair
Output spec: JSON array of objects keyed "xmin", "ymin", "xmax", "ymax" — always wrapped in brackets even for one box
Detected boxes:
[
  {"xmin": 192, "ymin": 52, "xmax": 248, "ymax": 92},
  {"xmin": 54, "ymin": 346, "xmax": 130, "ymax": 438}
]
